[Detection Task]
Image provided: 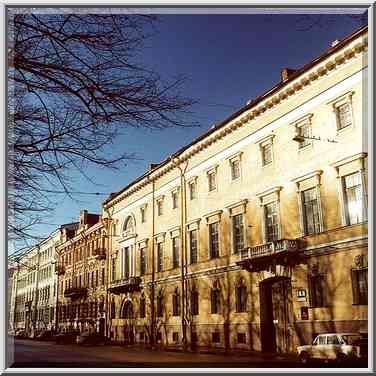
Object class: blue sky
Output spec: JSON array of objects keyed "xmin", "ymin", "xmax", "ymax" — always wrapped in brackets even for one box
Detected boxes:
[{"xmin": 13, "ymin": 10, "xmax": 367, "ymax": 252}]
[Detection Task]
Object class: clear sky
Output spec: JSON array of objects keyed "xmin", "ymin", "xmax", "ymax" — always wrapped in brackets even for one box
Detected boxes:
[{"xmin": 11, "ymin": 9, "xmax": 367, "ymax": 254}]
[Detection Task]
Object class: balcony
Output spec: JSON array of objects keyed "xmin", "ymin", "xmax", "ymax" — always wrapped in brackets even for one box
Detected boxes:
[
  {"xmin": 108, "ymin": 276, "xmax": 142, "ymax": 295},
  {"xmin": 64, "ymin": 287, "xmax": 87, "ymax": 300},
  {"xmin": 92, "ymin": 248, "xmax": 106, "ymax": 260},
  {"xmin": 237, "ymin": 238, "xmax": 303, "ymax": 272},
  {"xmin": 55, "ymin": 264, "xmax": 65, "ymax": 275}
]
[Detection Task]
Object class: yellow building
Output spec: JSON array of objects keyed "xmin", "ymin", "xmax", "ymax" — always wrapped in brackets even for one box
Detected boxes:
[
  {"xmin": 56, "ymin": 210, "xmax": 108, "ymax": 335},
  {"xmin": 102, "ymin": 25, "xmax": 368, "ymax": 353}
]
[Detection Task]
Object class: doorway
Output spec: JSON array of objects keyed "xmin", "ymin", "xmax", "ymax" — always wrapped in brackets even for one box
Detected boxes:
[
  {"xmin": 120, "ymin": 300, "xmax": 134, "ymax": 345},
  {"xmin": 260, "ymin": 277, "xmax": 293, "ymax": 353}
]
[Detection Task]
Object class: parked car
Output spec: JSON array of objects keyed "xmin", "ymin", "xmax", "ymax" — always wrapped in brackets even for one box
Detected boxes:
[
  {"xmin": 297, "ymin": 333, "xmax": 368, "ymax": 365},
  {"xmin": 53, "ymin": 330, "xmax": 80, "ymax": 344},
  {"xmin": 76, "ymin": 331, "xmax": 105, "ymax": 345},
  {"xmin": 36, "ymin": 330, "xmax": 53, "ymax": 341},
  {"xmin": 15, "ymin": 330, "xmax": 27, "ymax": 339}
]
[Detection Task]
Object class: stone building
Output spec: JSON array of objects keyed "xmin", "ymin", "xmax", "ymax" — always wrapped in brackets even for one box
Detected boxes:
[
  {"xmin": 56, "ymin": 210, "xmax": 107, "ymax": 335},
  {"xmin": 102, "ymin": 25, "xmax": 368, "ymax": 353}
]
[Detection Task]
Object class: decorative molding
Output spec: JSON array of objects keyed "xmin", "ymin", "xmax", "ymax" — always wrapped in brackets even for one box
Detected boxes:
[
  {"xmin": 203, "ymin": 209, "xmax": 223, "ymax": 223},
  {"xmin": 225, "ymin": 151, "xmax": 243, "ymax": 161},
  {"xmin": 292, "ymin": 170, "xmax": 323, "ymax": 187},
  {"xmin": 255, "ymin": 133, "xmax": 275, "ymax": 146},
  {"xmin": 256, "ymin": 186, "xmax": 282, "ymax": 199},
  {"xmin": 290, "ymin": 113, "xmax": 313, "ymax": 126},
  {"xmin": 331, "ymin": 152, "xmax": 367, "ymax": 170}
]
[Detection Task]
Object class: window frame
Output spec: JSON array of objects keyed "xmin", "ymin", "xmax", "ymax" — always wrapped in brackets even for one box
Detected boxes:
[
  {"xmin": 188, "ymin": 228, "xmax": 198, "ymax": 264},
  {"xmin": 208, "ymin": 221, "xmax": 220, "ymax": 259},
  {"xmin": 351, "ymin": 267, "xmax": 368, "ymax": 305},
  {"xmin": 327, "ymin": 91, "xmax": 355, "ymax": 133}
]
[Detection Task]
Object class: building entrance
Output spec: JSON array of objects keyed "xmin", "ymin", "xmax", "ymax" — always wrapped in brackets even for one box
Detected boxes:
[
  {"xmin": 260, "ymin": 277, "xmax": 293, "ymax": 353},
  {"xmin": 120, "ymin": 300, "xmax": 135, "ymax": 345}
]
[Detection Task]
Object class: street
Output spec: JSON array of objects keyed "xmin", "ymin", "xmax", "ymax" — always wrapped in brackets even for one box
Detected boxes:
[{"xmin": 8, "ymin": 338, "xmax": 368, "ymax": 369}]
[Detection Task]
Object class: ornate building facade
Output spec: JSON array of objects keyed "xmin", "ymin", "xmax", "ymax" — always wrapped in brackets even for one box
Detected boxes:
[
  {"xmin": 56, "ymin": 210, "xmax": 108, "ymax": 335},
  {"xmin": 102, "ymin": 26, "xmax": 368, "ymax": 353}
]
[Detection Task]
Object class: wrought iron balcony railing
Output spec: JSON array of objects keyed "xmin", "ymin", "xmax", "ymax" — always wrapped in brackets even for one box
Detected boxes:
[
  {"xmin": 92, "ymin": 248, "xmax": 106, "ymax": 260},
  {"xmin": 108, "ymin": 276, "xmax": 142, "ymax": 295},
  {"xmin": 240, "ymin": 239, "xmax": 299, "ymax": 261},
  {"xmin": 55, "ymin": 263, "xmax": 65, "ymax": 275}
]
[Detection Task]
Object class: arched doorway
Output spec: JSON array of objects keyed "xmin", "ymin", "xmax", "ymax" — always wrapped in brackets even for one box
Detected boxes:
[
  {"xmin": 259, "ymin": 276, "xmax": 293, "ymax": 353},
  {"xmin": 120, "ymin": 300, "xmax": 135, "ymax": 345}
]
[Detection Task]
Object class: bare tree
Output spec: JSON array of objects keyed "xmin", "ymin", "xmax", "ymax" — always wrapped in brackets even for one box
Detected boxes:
[{"xmin": 8, "ymin": 10, "xmax": 196, "ymax": 246}]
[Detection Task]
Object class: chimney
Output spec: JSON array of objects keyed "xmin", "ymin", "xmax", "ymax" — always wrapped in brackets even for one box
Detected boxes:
[
  {"xmin": 79, "ymin": 209, "xmax": 88, "ymax": 226},
  {"xmin": 149, "ymin": 163, "xmax": 159, "ymax": 170},
  {"xmin": 281, "ymin": 68, "xmax": 296, "ymax": 82},
  {"xmin": 331, "ymin": 39, "xmax": 340, "ymax": 47}
]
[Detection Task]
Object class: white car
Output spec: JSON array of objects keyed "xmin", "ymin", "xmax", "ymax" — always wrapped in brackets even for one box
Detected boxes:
[{"xmin": 297, "ymin": 333, "xmax": 367, "ymax": 365}]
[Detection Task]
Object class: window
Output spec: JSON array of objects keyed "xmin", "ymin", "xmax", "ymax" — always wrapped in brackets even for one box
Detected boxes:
[
  {"xmin": 232, "ymin": 214, "xmax": 244, "ymax": 253},
  {"xmin": 139, "ymin": 294, "xmax": 146, "ymax": 318},
  {"xmin": 237, "ymin": 333, "xmax": 246, "ymax": 344},
  {"xmin": 189, "ymin": 229, "xmax": 198, "ymax": 264},
  {"xmin": 336, "ymin": 102, "xmax": 352, "ymax": 130},
  {"xmin": 123, "ymin": 247, "xmax": 130, "ymax": 278},
  {"xmin": 172, "ymin": 191, "xmax": 178, "ymax": 209},
  {"xmin": 297, "ymin": 121, "xmax": 312, "ymax": 149},
  {"xmin": 308, "ymin": 274, "xmax": 327, "ymax": 308},
  {"xmin": 211, "ymin": 286, "xmax": 221, "ymax": 314},
  {"xmin": 172, "ymin": 332, "xmax": 179, "ymax": 343},
  {"xmin": 157, "ymin": 199, "xmax": 163, "ymax": 216},
  {"xmin": 351, "ymin": 268, "xmax": 367, "ymax": 305},
  {"xmin": 262, "ymin": 143, "xmax": 273, "ymax": 166},
  {"xmin": 102, "ymin": 268, "xmax": 105, "ymax": 285},
  {"xmin": 212, "ymin": 332, "xmax": 220, "ymax": 343},
  {"xmin": 111, "ymin": 258, "xmax": 116, "ymax": 281},
  {"xmin": 265, "ymin": 202, "xmax": 279, "ymax": 242},
  {"xmin": 189, "ymin": 180, "xmax": 197, "ymax": 200},
  {"xmin": 209, "ymin": 222, "xmax": 220, "ymax": 259},
  {"xmin": 123, "ymin": 216, "xmax": 134, "ymax": 235},
  {"xmin": 231, "ymin": 159, "xmax": 241, "ymax": 181},
  {"xmin": 235, "ymin": 280, "xmax": 247, "ymax": 312},
  {"xmin": 140, "ymin": 207, "xmax": 146, "ymax": 223},
  {"xmin": 172, "ymin": 288, "xmax": 181, "ymax": 316},
  {"xmin": 157, "ymin": 242, "xmax": 164, "ymax": 272},
  {"xmin": 140, "ymin": 247, "xmax": 147, "ymax": 275},
  {"xmin": 208, "ymin": 171, "xmax": 217, "ymax": 192},
  {"xmin": 343, "ymin": 172, "xmax": 365, "ymax": 225},
  {"xmin": 110, "ymin": 300, "xmax": 116, "ymax": 319},
  {"xmin": 302, "ymin": 188, "xmax": 322, "ymax": 235},
  {"xmin": 327, "ymin": 335, "xmax": 340, "ymax": 345},
  {"xmin": 190, "ymin": 288, "xmax": 199, "ymax": 316},
  {"xmin": 156, "ymin": 292, "xmax": 163, "ymax": 317},
  {"xmin": 172, "ymin": 237, "xmax": 180, "ymax": 269}
]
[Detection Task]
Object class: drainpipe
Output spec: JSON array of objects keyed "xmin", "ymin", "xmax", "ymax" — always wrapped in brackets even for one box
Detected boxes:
[
  {"xmin": 150, "ymin": 177, "xmax": 156, "ymax": 349},
  {"xmin": 171, "ymin": 156, "xmax": 188, "ymax": 351}
]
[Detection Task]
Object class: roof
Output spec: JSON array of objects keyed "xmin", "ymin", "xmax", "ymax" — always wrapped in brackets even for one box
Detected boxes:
[{"xmin": 103, "ymin": 24, "xmax": 368, "ymax": 207}]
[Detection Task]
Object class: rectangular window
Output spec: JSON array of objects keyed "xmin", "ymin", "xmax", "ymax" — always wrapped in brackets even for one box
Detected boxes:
[
  {"xmin": 297, "ymin": 121, "xmax": 311, "ymax": 149},
  {"xmin": 189, "ymin": 229, "xmax": 198, "ymax": 264},
  {"xmin": 337, "ymin": 103, "xmax": 352, "ymax": 130},
  {"xmin": 190, "ymin": 290, "xmax": 199, "ymax": 316},
  {"xmin": 111, "ymin": 258, "xmax": 116, "ymax": 281},
  {"xmin": 237, "ymin": 333, "xmax": 246, "ymax": 344},
  {"xmin": 189, "ymin": 181, "xmax": 196, "ymax": 200},
  {"xmin": 172, "ymin": 332, "xmax": 179, "ymax": 343},
  {"xmin": 140, "ymin": 207, "xmax": 146, "ymax": 223},
  {"xmin": 157, "ymin": 242, "xmax": 164, "ymax": 272},
  {"xmin": 262, "ymin": 143, "xmax": 273, "ymax": 165},
  {"xmin": 212, "ymin": 332, "xmax": 220, "ymax": 343},
  {"xmin": 208, "ymin": 171, "xmax": 217, "ymax": 192},
  {"xmin": 209, "ymin": 222, "xmax": 220, "ymax": 259},
  {"xmin": 124, "ymin": 247, "xmax": 130, "ymax": 278},
  {"xmin": 231, "ymin": 159, "xmax": 240, "ymax": 180},
  {"xmin": 172, "ymin": 292, "xmax": 181, "ymax": 316},
  {"xmin": 343, "ymin": 172, "xmax": 364, "ymax": 225},
  {"xmin": 102, "ymin": 268, "xmax": 105, "ymax": 285},
  {"xmin": 172, "ymin": 237, "xmax": 180, "ymax": 269},
  {"xmin": 156, "ymin": 296, "xmax": 163, "ymax": 318},
  {"xmin": 308, "ymin": 274, "xmax": 326, "ymax": 308},
  {"xmin": 157, "ymin": 200, "xmax": 163, "ymax": 216},
  {"xmin": 302, "ymin": 188, "xmax": 321, "ymax": 235},
  {"xmin": 211, "ymin": 289, "xmax": 221, "ymax": 314},
  {"xmin": 351, "ymin": 268, "xmax": 368, "ymax": 305},
  {"xmin": 172, "ymin": 191, "xmax": 178, "ymax": 209},
  {"xmin": 265, "ymin": 202, "xmax": 279, "ymax": 242},
  {"xmin": 140, "ymin": 247, "xmax": 147, "ymax": 276},
  {"xmin": 232, "ymin": 214, "xmax": 244, "ymax": 253}
]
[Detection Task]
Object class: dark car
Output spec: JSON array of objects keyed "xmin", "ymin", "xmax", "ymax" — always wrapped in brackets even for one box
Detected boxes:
[
  {"xmin": 76, "ymin": 332, "xmax": 105, "ymax": 345},
  {"xmin": 15, "ymin": 330, "xmax": 27, "ymax": 339},
  {"xmin": 53, "ymin": 330, "xmax": 80, "ymax": 344},
  {"xmin": 36, "ymin": 330, "xmax": 53, "ymax": 341}
]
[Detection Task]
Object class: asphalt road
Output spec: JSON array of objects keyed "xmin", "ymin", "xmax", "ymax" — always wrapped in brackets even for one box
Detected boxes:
[{"xmin": 8, "ymin": 338, "xmax": 369, "ymax": 369}]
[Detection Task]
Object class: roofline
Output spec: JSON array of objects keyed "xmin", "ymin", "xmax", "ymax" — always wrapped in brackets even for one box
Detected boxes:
[{"xmin": 103, "ymin": 24, "xmax": 368, "ymax": 207}]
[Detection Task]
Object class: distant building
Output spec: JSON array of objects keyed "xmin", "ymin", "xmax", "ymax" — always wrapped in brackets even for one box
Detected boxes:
[
  {"xmin": 56, "ymin": 210, "xmax": 107, "ymax": 335},
  {"xmin": 101, "ymin": 25, "xmax": 368, "ymax": 353}
]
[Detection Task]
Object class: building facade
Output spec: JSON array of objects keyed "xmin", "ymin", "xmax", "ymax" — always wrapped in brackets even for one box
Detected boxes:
[
  {"xmin": 102, "ymin": 26, "xmax": 368, "ymax": 353},
  {"xmin": 56, "ymin": 210, "xmax": 108, "ymax": 335}
]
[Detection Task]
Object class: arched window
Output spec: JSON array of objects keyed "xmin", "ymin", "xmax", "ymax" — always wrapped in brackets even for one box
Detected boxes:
[
  {"xmin": 172, "ymin": 287, "xmax": 181, "ymax": 316},
  {"xmin": 122, "ymin": 216, "xmax": 135, "ymax": 235},
  {"xmin": 235, "ymin": 278, "xmax": 247, "ymax": 313},
  {"xmin": 139, "ymin": 293, "xmax": 146, "ymax": 318},
  {"xmin": 211, "ymin": 280, "xmax": 221, "ymax": 314},
  {"xmin": 120, "ymin": 300, "xmax": 133, "ymax": 319},
  {"xmin": 110, "ymin": 299, "xmax": 116, "ymax": 319}
]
